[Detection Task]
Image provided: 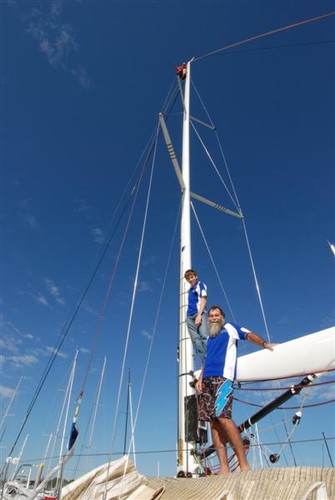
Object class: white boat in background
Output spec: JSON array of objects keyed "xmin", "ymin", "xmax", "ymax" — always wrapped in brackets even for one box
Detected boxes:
[{"xmin": 1, "ymin": 354, "xmax": 80, "ymax": 500}]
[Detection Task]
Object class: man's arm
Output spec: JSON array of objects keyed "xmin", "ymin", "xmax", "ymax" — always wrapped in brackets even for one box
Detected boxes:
[
  {"xmin": 246, "ymin": 332, "xmax": 276, "ymax": 351},
  {"xmin": 195, "ymin": 368, "xmax": 204, "ymax": 393}
]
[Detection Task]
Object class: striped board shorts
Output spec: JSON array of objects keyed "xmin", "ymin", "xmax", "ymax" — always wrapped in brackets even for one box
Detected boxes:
[{"xmin": 197, "ymin": 377, "xmax": 233, "ymax": 422}]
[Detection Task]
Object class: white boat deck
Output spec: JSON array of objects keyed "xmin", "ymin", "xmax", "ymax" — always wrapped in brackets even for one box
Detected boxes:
[
  {"xmin": 146, "ymin": 467, "xmax": 335, "ymax": 500},
  {"xmin": 61, "ymin": 458, "xmax": 335, "ymax": 500}
]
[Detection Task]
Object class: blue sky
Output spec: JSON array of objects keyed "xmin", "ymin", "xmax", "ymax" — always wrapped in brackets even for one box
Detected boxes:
[{"xmin": 1, "ymin": 0, "xmax": 335, "ymax": 480}]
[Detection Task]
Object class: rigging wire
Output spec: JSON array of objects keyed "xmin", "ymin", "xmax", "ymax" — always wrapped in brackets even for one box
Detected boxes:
[
  {"xmin": 190, "ymin": 121, "xmax": 240, "ymax": 212},
  {"xmin": 19, "ymin": 434, "xmax": 335, "ymax": 464},
  {"xmin": 241, "ymin": 219, "xmax": 272, "ymax": 343},
  {"xmin": 72, "ymin": 357, "xmax": 107, "ymax": 478},
  {"xmin": 4, "ymin": 69, "xmax": 170, "ymax": 469},
  {"xmin": 205, "ymin": 39, "xmax": 335, "ymax": 58},
  {"xmin": 106, "ymin": 118, "xmax": 181, "ymax": 496},
  {"xmin": 47, "ymin": 353, "xmax": 78, "ymax": 474},
  {"xmin": 3, "ymin": 93, "xmax": 165, "ymax": 466},
  {"xmin": 123, "ymin": 149, "xmax": 182, "ymax": 495},
  {"xmin": 190, "ymin": 202, "xmax": 236, "ymax": 321},
  {"xmin": 193, "ymin": 11, "xmax": 335, "ymax": 62},
  {"xmin": 103, "ymin": 121, "xmax": 161, "ymax": 496},
  {"xmin": 190, "ymin": 5, "xmax": 335, "ymax": 356},
  {"xmin": 77, "ymin": 126, "xmax": 167, "ymax": 402},
  {"xmin": 129, "ymin": 199, "xmax": 181, "ymax": 454},
  {"xmin": 189, "ymin": 77, "xmax": 273, "ymax": 342},
  {"xmin": 235, "ymin": 371, "xmax": 334, "ymax": 463},
  {"xmin": 190, "ymin": 81, "xmax": 244, "ymax": 215},
  {"xmin": 5, "ymin": 13, "xmax": 334, "ymax": 479},
  {"xmin": 191, "ymin": 81, "xmax": 215, "ymax": 129},
  {"xmin": 2, "ymin": 193, "xmax": 136, "ymax": 464},
  {"xmin": 161, "ymin": 77, "xmax": 181, "ymax": 121}
]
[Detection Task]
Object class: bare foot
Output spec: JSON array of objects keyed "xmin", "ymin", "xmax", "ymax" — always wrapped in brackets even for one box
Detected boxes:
[{"xmin": 219, "ymin": 468, "xmax": 230, "ymax": 474}]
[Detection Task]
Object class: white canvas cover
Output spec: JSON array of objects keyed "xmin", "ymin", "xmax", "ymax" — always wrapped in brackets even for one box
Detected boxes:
[{"xmin": 61, "ymin": 455, "xmax": 164, "ymax": 500}]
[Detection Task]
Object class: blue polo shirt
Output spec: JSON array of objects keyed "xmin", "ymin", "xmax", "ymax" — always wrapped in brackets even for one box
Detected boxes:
[
  {"xmin": 187, "ymin": 280, "xmax": 207, "ymax": 317},
  {"xmin": 203, "ymin": 323, "xmax": 250, "ymax": 381}
]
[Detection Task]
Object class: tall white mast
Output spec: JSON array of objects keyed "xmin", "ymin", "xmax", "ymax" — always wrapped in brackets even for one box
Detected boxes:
[
  {"xmin": 178, "ymin": 59, "xmax": 198, "ymax": 475},
  {"xmin": 159, "ymin": 64, "xmax": 242, "ymax": 474}
]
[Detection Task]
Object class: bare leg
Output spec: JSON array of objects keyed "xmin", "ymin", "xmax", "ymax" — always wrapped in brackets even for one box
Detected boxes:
[
  {"xmin": 214, "ymin": 417, "xmax": 251, "ymax": 472},
  {"xmin": 211, "ymin": 420, "xmax": 229, "ymax": 473}
]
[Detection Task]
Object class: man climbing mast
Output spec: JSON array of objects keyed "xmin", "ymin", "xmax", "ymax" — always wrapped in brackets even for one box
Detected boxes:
[{"xmin": 176, "ymin": 63, "xmax": 187, "ymax": 80}]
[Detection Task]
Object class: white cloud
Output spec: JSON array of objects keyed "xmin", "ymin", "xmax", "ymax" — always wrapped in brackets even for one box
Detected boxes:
[
  {"xmin": 26, "ymin": 279, "xmax": 65, "ymax": 307},
  {"xmin": 138, "ymin": 281, "xmax": 153, "ymax": 293},
  {"xmin": 17, "ymin": 198, "xmax": 30, "ymax": 210},
  {"xmin": 92, "ymin": 227, "xmax": 105, "ymax": 244},
  {"xmin": 82, "ymin": 301, "xmax": 98, "ymax": 316},
  {"xmin": 306, "ymin": 375, "xmax": 335, "ymax": 403},
  {"xmin": 45, "ymin": 346, "xmax": 68, "ymax": 359},
  {"xmin": 9, "ymin": 354, "xmax": 39, "ymax": 368},
  {"xmin": 74, "ymin": 198, "xmax": 92, "ymax": 217},
  {"xmin": 51, "ymin": 0, "xmax": 62, "ymax": 17},
  {"xmin": 141, "ymin": 329, "xmax": 152, "ymax": 341},
  {"xmin": 24, "ymin": 0, "xmax": 90, "ymax": 88},
  {"xmin": 36, "ymin": 293, "xmax": 49, "ymax": 306},
  {"xmin": 45, "ymin": 278, "xmax": 65, "ymax": 306},
  {"xmin": 26, "ymin": 3, "xmax": 77, "ymax": 69},
  {"xmin": 4, "ymin": 0, "xmax": 17, "ymax": 7},
  {"xmin": 0, "ymin": 332, "xmax": 22, "ymax": 354},
  {"xmin": 72, "ymin": 65, "xmax": 90, "ymax": 90},
  {"xmin": 0, "ymin": 315, "xmax": 21, "ymax": 336},
  {"xmin": 0, "ymin": 316, "xmax": 60, "ymax": 371},
  {"xmin": 0, "ymin": 385, "xmax": 15, "ymax": 398},
  {"xmin": 23, "ymin": 333, "xmax": 34, "ymax": 340},
  {"xmin": 16, "ymin": 199, "xmax": 40, "ymax": 231},
  {"xmin": 79, "ymin": 347, "xmax": 90, "ymax": 355},
  {"xmin": 25, "ymin": 214, "xmax": 40, "ymax": 230}
]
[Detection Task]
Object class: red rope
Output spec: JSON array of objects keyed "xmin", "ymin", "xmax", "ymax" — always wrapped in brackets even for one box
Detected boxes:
[
  {"xmin": 234, "ymin": 379, "xmax": 335, "ymax": 391},
  {"xmin": 233, "ymin": 396, "xmax": 335, "ymax": 409}
]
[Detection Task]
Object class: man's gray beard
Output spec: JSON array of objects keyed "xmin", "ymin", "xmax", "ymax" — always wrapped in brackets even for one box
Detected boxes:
[{"xmin": 209, "ymin": 321, "xmax": 223, "ymax": 337}]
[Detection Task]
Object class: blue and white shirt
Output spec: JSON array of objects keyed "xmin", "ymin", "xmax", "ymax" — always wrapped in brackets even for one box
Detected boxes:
[
  {"xmin": 187, "ymin": 280, "xmax": 207, "ymax": 317},
  {"xmin": 203, "ymin": 323, "xmax": 250, "ymax": 381}
]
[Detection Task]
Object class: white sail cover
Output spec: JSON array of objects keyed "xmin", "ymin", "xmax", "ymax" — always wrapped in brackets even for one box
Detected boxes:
[
  {"xmin": 61, "ymin": 455, "xmax": 164, "ymax": 500},
  {"xmin": 236, "ymin": 326, "xmax": 335, "ymax": 382}
]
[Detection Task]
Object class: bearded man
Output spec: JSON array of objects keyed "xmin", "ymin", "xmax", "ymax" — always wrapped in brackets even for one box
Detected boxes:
[{"xmin": 195, "ymin": 305, "xmax": 275, "ymax": 473}]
